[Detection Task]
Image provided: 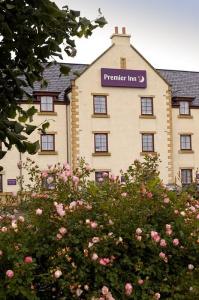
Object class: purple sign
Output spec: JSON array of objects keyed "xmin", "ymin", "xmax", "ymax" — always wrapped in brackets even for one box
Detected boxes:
[
  {"xmin": 7, "ymin": 179, "xmax": 16, "ymax": 185},
  {"xmin": 101, "ymin": 68, "xmax": 147, "ymax": 88}
]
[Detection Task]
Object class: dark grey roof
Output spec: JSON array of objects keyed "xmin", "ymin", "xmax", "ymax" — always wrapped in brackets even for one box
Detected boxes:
[
  {"xmin": 24, "ymin": 63, "xmax": 199, "ymax": 106},
  {"xmin": 158, "ymin": 69, "xmax": 199, "ymax": 106},
  {"xmin": 24, "ymin": 63, "xmax": 88, "ymax": 100}
]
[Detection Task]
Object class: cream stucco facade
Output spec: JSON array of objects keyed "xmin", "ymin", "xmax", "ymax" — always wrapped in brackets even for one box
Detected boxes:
[
  {"xmin": 1, "ymin": 28, "xmax": 199, "ymax": 194},
  {"xmin": 71, "ymin": 31, "xmax": 173, "ymax": 184}
]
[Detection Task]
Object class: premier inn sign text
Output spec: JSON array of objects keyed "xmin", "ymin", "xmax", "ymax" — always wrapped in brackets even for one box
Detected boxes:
[{"xmin": 101, "ymin": 68, "xmax": 147, "ymax": 88}]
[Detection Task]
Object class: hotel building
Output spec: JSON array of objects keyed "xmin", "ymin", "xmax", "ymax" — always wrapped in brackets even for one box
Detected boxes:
[{"xmin": 1, "ymin": 27, "xmax": 199, "ymax": 193}]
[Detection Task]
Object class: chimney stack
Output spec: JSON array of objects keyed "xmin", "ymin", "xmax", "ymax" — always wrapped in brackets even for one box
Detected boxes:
[
  {"xmin": 122, "ymin": 27, "xmax": 126, "ymax": 34},
  {"xmin": 111, "ymin": 26, "xmax": 131, "ymax": 45}
]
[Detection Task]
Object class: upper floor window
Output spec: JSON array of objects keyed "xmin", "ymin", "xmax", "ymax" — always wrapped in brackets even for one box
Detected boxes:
[
  {"xmin": 141, "ymin": 97, "xmax": 153, "ymax": 115},
  {"xmin": 93, "ymin": 95, "xmax": 107, "ymax": 115},
  {"xmin": 181, "ymin": 169, "xmax": 192, "ymax": 185},
  {"xmin": 40, "ymin": 96, "xmax": 54, "ymax": 112},
  {"xmin": 94, "ymin": 133, "xmax": 108, "ymax": 152},
  {"xmin": 142, "ymin": 133, "xmax": 154, "ymax": 152},
  {"xmin": 41, "ymin": 134, "xmax": 55, "ymax": 151},
  {"xmin": 180, "ymin": 135, "xmax": 192, "ymax": 150},
  {"xmin": 179, "ymin": 101, "xmax": 190, "ymax": 115}
]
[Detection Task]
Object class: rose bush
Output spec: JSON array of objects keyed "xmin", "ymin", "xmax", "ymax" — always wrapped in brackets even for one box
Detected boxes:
[{"xmin": 0, "ymin": 156, "xmax": 199, "ymax": 299}]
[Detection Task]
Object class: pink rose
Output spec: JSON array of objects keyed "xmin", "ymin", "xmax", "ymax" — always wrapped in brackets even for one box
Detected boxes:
[
  {"xmin": 146, "ymin": 192, "xmax": 153, "ymax": 199},
  {"xmin": 85, "ymin": 164, "xmax": 91, "ymax": 171},
  {"xmin": 121, "ymin": 192, "xmax": 127, "ymax": 197},
  {"xmin": 41, "ymin": 171, "xmax": 48, "ymax": 178},
  {"xmin": 102, "ymin": 172, "xmax": 109, "ymax": 178},
  {"xmin": 159, "ymin": 252, "xmax": 166, "ymax": 259},
  {"xmin": 163, "ymin": 197, "xmax": 170, "ymax": 204},
  {"xmin": 125, "ymin": 283, "xmax": 133, "ymax": 296},
  {"xmin": 72, "ymin": 176, "xmax": 79, "ymax": 184},
  {"xmin": 165, "ymin": 224, "xmax": 172, "ymax": 230},
  {"xmin": 166, "ymin": 229, "xmax": 172, "ymax": 236},
  {"xmin": 99, "ymin": 258, "xmax": 110, "ymax": 266},
  {"xmin": 59, "ymin": 227, "xmax": 67, "ymax": 235},
  {"xmin": 101, "ymin": 286, "xmax": 109, "ymax": 295},
  {"xmin": 188, "ymin": 264, "xmax": 194, "ymax": 270},
  {"xmin": 18, "ymin": 216, "xmax": 25, "ymax": 222},
  {"xmin": 138, "ymin": 279, "xmax": 144, "ymax": 285},
  {"xmin": 36, "ymin": 208, "xmax": 43, "ymax": 215},
  {"xmin": 160, "ymin": 239, "xmax": 167, "ymax": 247},
  {"xmin": 56, "ymin": 233, "xmax": 62, "ymax": 240},
  {"xmin": 136, "ymin": 235, "xmax": 142, "ymax": 241},
  {"xmin": 90, "ymin": 221, "xmax": 97, "ymax": 229},
  {"xmin": 92, "ymin": 253, "xmax": 98, "ymax": 261},
  {"xmin": 173, "ymin": 238, "xmax": 180, "ymax": 246},
  {"xmin": 0, "ymin": 250, "xmax": 3, "ymax": 256},
  {"xmin": 24, "ymin": 256, "xmax": 33, "ymax": 263},
  {"xmin": 136, "ymin": 228, "xmax": 142, "ymax": 235},
  {"xmin": 54, "ymin": 270, "xmax": 62, "ymax": 278},
  {"xmin": 154, "ymin": 292, "xmax": 161, "ymax": 299},
  {"xmin": 6, "ymin": 270, "xmax": 14, "ymax": 278}
]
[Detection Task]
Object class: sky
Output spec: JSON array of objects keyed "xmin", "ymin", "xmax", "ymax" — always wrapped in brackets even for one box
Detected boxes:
[{"xmin": 54, "ymin": 0, "xmax": 199, "ymax": 71}]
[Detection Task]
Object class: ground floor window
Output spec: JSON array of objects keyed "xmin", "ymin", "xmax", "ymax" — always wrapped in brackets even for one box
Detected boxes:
[
  {"xmin": 95, "ymin": 171, "xmax": 109, "ymax": 182},
  {"xmin": 181, "ymin": 169, "xmax": 192, "ymax": 185}
]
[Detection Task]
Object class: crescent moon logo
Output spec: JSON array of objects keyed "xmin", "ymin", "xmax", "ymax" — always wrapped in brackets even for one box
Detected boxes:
[{"xmin": 138, "ymin": 76, "xmax": 145, "ymax": 83}]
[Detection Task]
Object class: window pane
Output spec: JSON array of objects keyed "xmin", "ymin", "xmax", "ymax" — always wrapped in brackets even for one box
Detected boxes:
[
  {"xmin": 141, "ymin": 97, "xmax": 153, "ymax": 115},
  {"xmin": 95, "ymin": 171, "xmax": 109, "ymax": 182},
  {"xmin": 180, "ymin": 135, "xmax": 191, "ymax": 150},
  {"xmin": 95, "ymin": 134, "xmax": 108, "ymax": 152},
  {"xmin": 181, "ymin": 169, "xmax": 192, "ymax": 184},
  {"xmin": 179, "ymin": 101, "xmax": 189, "ymax": 115},
  {"xmin": 142, "ymin": 134, "xmax": 154, "ymax": 152},
  {"xmin": 41, "ymin": 135, "xmax": 54, "ymax": 151},
  {"xmin": 93, "ymin": 96, "xmax": 107, "ymax": 114},
  {"xmin": 41, "ymin": 96, "xmax": 53, "ymax": 112}
]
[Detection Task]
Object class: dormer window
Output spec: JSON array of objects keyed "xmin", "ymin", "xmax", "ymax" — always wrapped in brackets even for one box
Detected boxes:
[
  {"xmin": 179, "ymin": 101, "xmax": 190, "ymax": 115},
  {"xmin": 40, "ymin": 96, "xmax": 54, "ymax": 112}
]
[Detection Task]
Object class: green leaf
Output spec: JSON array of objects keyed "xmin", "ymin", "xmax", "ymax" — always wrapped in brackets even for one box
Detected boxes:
[
  {"xmin": 18, "ymin": 115, "xmax": 28, "ymax": 123},
  {"xmin": 24, "ymin": 141, "xmax": 40, "ymax": 155},
  {"xmin": 25, "ymin": 124, "xmax": 37, "ymax": 135},
  {"xmin": 41, "ymin": 122, "xmax": 50, "ymax": 132},
  {"xmin": 0, "ymin": 151, "xmax": 6, "ymax": 159},
  {"xmin": 14, "ymin": 122, "xmax": 24, "ymax": 134},
  {"xmin": 26, "ymin": 106, "xmax": 38, "ymax": 117},
  {"xmin": 60, "ymin": 65, "xmax": 71, "ymax": 76}
]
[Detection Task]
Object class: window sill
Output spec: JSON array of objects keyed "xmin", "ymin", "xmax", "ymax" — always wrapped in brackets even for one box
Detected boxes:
[
  {"xmin": 139, "ymin": 115, "xmax": 156, "ymax": 119},
  {"xmin": 177, "ymin": 115, "xmax": 193, "ymax": 119},
  {"xmin": 92, "ymin": 152, "xmax": 111, "ymax": 156},
  {"xmin": 140, "ymin": 151, "xmax": 157, "ymax": 156},
  {"xmin": 92, "ymin": 114, "xmax": 110, "ymax": 118},
  {"xmin": 38, "ymin": 151, "xmax": 58, "ymax": 155},
  {"xmin": 38, "ymin": 112, "xmax": 57, "ymax": 116},
  {"xmin": 178, "ymin": 150, "xmax": 194, "ymax": 154}
]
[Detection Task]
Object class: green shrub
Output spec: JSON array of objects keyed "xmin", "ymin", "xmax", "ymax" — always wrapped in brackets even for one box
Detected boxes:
[{"xmin": 0, "ymin": 156, "xmax": 198, "ymax": 299}]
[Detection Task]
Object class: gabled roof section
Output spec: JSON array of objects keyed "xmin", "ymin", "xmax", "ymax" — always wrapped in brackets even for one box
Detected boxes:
[
  {"xmin": 130, "ymin": 45, "xmax": 171, "ymax": 87},
  {"xmin": 24, "ymin": 63, "xmax": 88, "ymax": 100},
  {"xmin": 158, "ymin": 69, "xmax": 199, "ymax": 106}
]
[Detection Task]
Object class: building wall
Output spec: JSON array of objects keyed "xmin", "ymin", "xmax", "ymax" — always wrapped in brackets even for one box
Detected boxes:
[
  {"xmin": 0, "ymin": 103, "xmax": 68, "ymax": 193},
  {"xmin": 172, "ymin": 107, "xmax": 199, "ymax": 184},
  {"xmin": 72, "ymin": 32, "xmax": 172, "ymax": 183}
]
